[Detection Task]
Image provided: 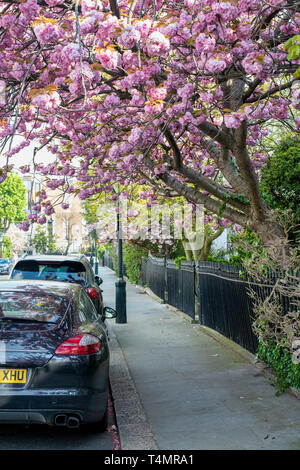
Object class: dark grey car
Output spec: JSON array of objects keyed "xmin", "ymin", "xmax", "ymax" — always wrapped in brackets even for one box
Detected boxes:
[
  {"xmin": 0, "ymin": 280, "xmax": 116, "ymax": 431},
  {"xmin": 10, "ymin": 255, "xmax": 104, "ymax": 316},
  {"xmin": 0, "ymin": 259, "xmax": 11, "ymax": 275}
]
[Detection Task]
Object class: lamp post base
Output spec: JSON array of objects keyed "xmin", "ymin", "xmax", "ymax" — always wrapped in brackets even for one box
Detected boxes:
[{"xmin": 115, "ymin": 279, "xmax": 127, "ymax": 323}]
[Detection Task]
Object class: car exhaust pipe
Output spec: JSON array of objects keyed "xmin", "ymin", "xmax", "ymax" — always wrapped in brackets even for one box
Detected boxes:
[
  {"xmin": 54, "ymin": 414, "xmax": 81, "ymax": 428},
  {"xmin": 54, "ymin": 414, "xmax": 68, "ymax": 427},
  {"xmin": 66, "ymin": 415, "xmax": 81, "ymax": 429}
]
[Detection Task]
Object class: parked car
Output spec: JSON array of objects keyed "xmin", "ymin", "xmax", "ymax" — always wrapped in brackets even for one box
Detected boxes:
[
  {"xmin": 0, "ymin": 279, "xmax": 117, "ymax": 430},
  {"xmin": 10, "ymin": 255, "xmax": 104, "ymax": 316},
  {"xmin": 0, "ymin": 259, "xmax": 11, "ymax": 275}
]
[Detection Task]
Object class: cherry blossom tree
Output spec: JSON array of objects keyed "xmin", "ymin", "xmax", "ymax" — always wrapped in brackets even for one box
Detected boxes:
[{"xmin": 0, "ymin": 0, "xmax": 299, "ymax": 255}]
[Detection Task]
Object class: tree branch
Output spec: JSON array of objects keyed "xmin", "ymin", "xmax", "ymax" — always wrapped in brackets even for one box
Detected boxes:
[
  {"xmin": 233, "ymin": 121, "xmax": 267, "ymax": 221},
  {"xmin": 162, "ymin": 154, "xmax": 250, "ymax": 214},
  {"xmin": 109, "ymin": 0, "xmax": 120, "ymax": 18},
  {"xmin": 245, "ymin": 79, "xmax": 297, "ymax": 103}
]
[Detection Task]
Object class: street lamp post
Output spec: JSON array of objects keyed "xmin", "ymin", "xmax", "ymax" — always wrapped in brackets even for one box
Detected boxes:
[
  {"xmin": 47, "ymin": 216, "xmax": 53, "ymax": 254},
  {"xmin": 115, "ymin": 194, "xmax": 127, "ymax": 324},
  {"xmin": 94, "ymin": 236, "xmax": 99, "ymax": 275},
  {"xmin": 0, "ymin": 232, "xmax": 4, "ymax": 258},
  {"xmin": 89, "ymin": 230, "xmax": 94, "ymax": 267}
]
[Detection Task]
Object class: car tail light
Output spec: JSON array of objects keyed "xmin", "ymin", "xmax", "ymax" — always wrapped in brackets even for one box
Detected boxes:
[
  {"xmin": 55, "ymin": 334, "xmax": 101, "ymax": 355},
  {"xmin": 86, "ymin": 287, "xmax": 100, "ymax": 300}
]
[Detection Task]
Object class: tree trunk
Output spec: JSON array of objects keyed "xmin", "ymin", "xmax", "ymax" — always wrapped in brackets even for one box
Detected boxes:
[
  {"xmin": 182, "ymin": 240, "xmax": 193, "ymax": 261},
  {"xmin": 252, "ymin": 217, "xmax": 290, "ymax": 266},
  {"xmin": 182, "ymin": 227, "xmax": 224, "ymax": 262}
]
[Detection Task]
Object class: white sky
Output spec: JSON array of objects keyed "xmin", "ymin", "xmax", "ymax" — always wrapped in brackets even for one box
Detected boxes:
[{"xmin": 8, "ymin": 137, "xmax": 55, "ymax": 170}]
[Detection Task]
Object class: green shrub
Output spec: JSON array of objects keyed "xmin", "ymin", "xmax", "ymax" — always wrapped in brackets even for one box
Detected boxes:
[
  {"xmin": 2, "ymin": 235, "xmax": 12, "ymax": 258},
  {"xmin": 174, "ymin": 256, "xmax": 186, "ymax": 269},
  {"xmin": 123, "ymin": 243, "xmax": 148, "ymax": 284},
  {"xmin": 257, "ymin": 340, "xmax": 300, "ymax": 394}
]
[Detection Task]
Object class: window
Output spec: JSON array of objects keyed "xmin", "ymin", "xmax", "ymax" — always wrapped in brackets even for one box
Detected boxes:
[
  {"xmin": 79, "ymin": 290, "xmax": 98, "ymax": 323},
  {"xmin": 0, "ymin": 292, "xmax": 65, "ymax": 324},
  {"xmin": 11, "ymin": 260, "xmax": 87, "ymax": 285}
]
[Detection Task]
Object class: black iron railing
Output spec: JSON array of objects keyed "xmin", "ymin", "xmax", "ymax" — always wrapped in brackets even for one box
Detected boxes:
[
  {"xmin": 139, "ymin": 257, "xmax": 298, "ymax": 354},
  {"xmin": 196, "ymin": 262, "xmax": 258, "ymax": 353},
  {"xmin": 166, "ymin": 260, "xmax": 195, "ymax": 319}
]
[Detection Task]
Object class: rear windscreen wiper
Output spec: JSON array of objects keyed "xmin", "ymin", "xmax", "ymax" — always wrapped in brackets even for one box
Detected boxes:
[{"xmin": 0, "ymin": 317, "xmax": 57, "ymax": 324}]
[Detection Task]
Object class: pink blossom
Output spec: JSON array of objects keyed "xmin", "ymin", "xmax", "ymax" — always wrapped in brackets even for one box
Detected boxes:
[
  {"xmin": 203, "ymin": 164, "xmax": 216, "ymax": 177},
  {"xmin": 177, "ymin": 83, "xmax": 194, "ymax": 102},
  {"xmin": 33, "ymin": 21, "xmax": 62, "ymax": 45},
  {"xmin": 96, "ymin": 48, "xmax": 120, "ymax": 69},
  {"xmin": 38, "ymin": 190, "xmax": 47, "ymax": 201},
  {"xmin": 45, "ymin": 0, "xmax": 65, "ymax": 5},
  {"xmin": 32, "ymin": 204, "xmax": 41, "ymax": 213},
  {"xmin": 129, "ymin": 91, "xmax": 145, "ymax": 107},
  {"xmin": 119, "ymin": 27, "xmax": 141, "ymax": 49},
  {"xmin": 144, "ymin": 100, "xmax": 164, "ymax": 115},
  {"xmin": 128, "ymin": 127, "xmax": 143, "ymax": 145},
  {"xmin": 0, "ymin": 173, "xmax": 7, "ymax": 184},
  {"xmin": 20, "ymin": 165, "xmax": 30, "ymax": 175},
  {"xmin": 44, "ymin": 202, "xmax": 55, "ymax": 216},
  {"xmin": 144, "ymin": 31, "xmax": 170, "ymax": 57},
  {"xmin": 0, "ymin": 121, "xmax": 12, "ymax": 138},
  {"xmin": 81, "ymin": 0, "xmax": 101, "ymax": 15},
  {"xmin": 59, "ymin": 43, "xmax": 80, "ymax": 65},
  {"xmin": 19, "ymin": 221, "xmax": 30, "ymax": 232},
  {"xmin": 148, "ymin": 87, "xmax": 167, "ymax": 101},
  {"xmin": 154, "ymin": 165, "xmax": 167, "ymax": 175},
  {"xmin": 122, "ymin": 50, "xmax": 139, "ymax": 69},
  {"xmin": 19, "ymin": 0, "xmax": 40, "ymax": 20},
  {"xmin": 103, "ymin": 94, "xmax": 121, "ymax": 109},
  {"xmin": 206, "ymin": 58, "xmax": 227, "ymax": 73},
  {"xmin": 78, "ymin": 189, "xmax": 92, "ymax": 200},
  {"xmin": 31, "ymin": 90, "xmax": 61, "ymax": 110},
  {"xmin": 135, "ymin": 19, "xmax": 152, "ymax": 39},
  {"xmin": 127, "ymin": 209, "xmax": 139, "ymax": 218},
  {"xmin": 195, "ymin": 33, "xmax": 216, "ymax": 53},
  {"xmin": 219, "ymin": 218, "xmax": 232, "ymax": 228},
  {"xmin": 96, "ymin": 14, "xmax": 119, "ymax": 41},
  {"xmin": 184, "ymin": 0, "xmax": 196, "ymax": 8},
  {"xmin": 224, "ymin": 112, "xmax": 246, "ymax": 129},
  {"xmin": 0, "ymin": 14, "xmax": 17, "ymax": 28},
  {"xmin": 214, "ymin": 2, "xmax": 239, "ymax": 21},
  {"xmin": 37, "ymin": 215, "xmax": 47, "ymax": 224}
]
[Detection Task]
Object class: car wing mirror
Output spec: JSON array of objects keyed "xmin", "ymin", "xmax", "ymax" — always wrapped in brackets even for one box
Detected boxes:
[
  {"xmin": 103, "ymin": 306, "xmax": 117, "ymax": 319},
  {"xmin": 95, "ymin": 276, "xmax": 103, "ymax": 286}
]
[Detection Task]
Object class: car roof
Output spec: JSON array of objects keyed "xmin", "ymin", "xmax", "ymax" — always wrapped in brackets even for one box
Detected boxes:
[
  {"xmin": 0, "ymin": 279, "xmax": 80, "ymax": 297},
  {"xmin": 20, "ymin": 255, "xmax": 86, "ymax": 263}
]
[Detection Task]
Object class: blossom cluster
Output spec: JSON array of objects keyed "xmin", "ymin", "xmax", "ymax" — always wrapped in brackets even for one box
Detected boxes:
[{"xmin": 0, "ymin": 0, "xmax": 298, "ymax": 230}]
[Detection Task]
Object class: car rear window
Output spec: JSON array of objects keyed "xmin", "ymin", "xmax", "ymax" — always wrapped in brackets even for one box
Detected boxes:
[
  {"xmin": 11, "ymin": 260, "xmax": 86, "ymax": 284},
  {"xmin": 0, "ymin": 291, "xmax": 66, "ymax": 324}
]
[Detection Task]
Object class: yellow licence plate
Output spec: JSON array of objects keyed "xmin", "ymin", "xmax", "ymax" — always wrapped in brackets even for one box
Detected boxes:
[{"xmin": 0, "ymin": 369, "xmax": 27, "ymax": 384}]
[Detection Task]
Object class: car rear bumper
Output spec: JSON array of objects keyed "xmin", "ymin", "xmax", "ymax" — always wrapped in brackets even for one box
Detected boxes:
[
  {"xmin": 0, "ymin": 388, "xmax": 108, "ymax": 425},
  {"xmin": 0, "ymin": 408, "xmax": 106, "ymax": 426},
  {"xmin": 0, "ymin": 355, "xmax": 110, "ymax": 425}
]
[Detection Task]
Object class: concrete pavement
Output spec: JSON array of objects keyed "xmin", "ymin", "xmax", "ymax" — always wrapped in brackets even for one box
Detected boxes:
[{"xmin": 100, "ymin": 267, "xmax": 300, "ymax": 450}]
